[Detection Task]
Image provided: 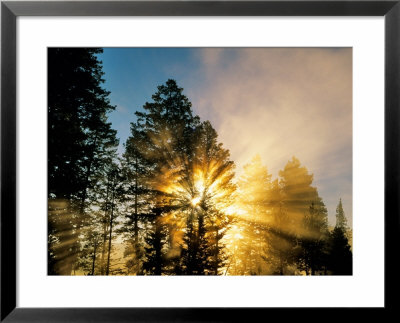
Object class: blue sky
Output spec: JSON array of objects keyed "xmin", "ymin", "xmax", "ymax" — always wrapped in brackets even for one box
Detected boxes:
[
  {"xmin": 100, "ymin": 48, "xmax": 200, "ymax": 148},
  {"xmin": 98, "ymin": 47, "xmax": 352, "ymax": 227}
]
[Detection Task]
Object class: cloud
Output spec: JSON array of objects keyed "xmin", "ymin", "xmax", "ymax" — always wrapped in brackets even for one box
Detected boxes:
[{"xmin": 185, "ymin": 48, "xmax": 352, "ymax": 225}]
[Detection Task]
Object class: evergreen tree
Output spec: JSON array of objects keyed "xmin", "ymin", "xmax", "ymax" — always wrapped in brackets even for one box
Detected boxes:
[
  {"xmin": 180, "ymin": 121, "xmax": 235, "ymax": 275},
  {"xmin": 297, "ymin": 200, "xmax": 329, "ymax": 275},
  {"xmin": 328, "ymin": 199, "xmax": 352, "ymax": 275},
  {"xmin": 48, "ymin": 48, "xmax": 118, "ymax": 275},
  {"xmin": 335, "ymin": 198, "xmax": 348, "ymax": 232},
  {"xmin": 121, "ymin": 122, "xmax": 153, "ymax": 274},
  {"xmin": 77, "ymin": 229, "xmax": 101, "ymax": 275},
  {"xmin": 276, "ymin": 156, "xmax": 320, "ymax": 274},
  {"xmin": 265, "ymin": 179, "xmax": 296, "ymax": 275},
  {"xmin": 135, "ymin": 80, "xmax": 201, "ymax": 274},
  {"xmin": 235, "ymin": 155, "xmax": 271, "ymax": 275},
  {"xmin": 104, "ymin": 166, "xmax": 125, "ymax": 275},
  {"xmin": 127, "ymin": 80, "xmax": 235, "ymax": 275},
  {"xmin": 279, "ymin": 156, "xmax": 319, "ymax": 233},
  {"xmin": 329, "ymin": 228, "xmax": 352, "ymax": 275},
  {"xmin": 142, "ymin": 208, "xmax": 168, "ymax": 275}
]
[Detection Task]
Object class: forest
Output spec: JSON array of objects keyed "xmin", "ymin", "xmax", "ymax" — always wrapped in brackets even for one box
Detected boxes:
[{"xmin": 48, "ymin": 48, "xmax": 352, "ymax": 276}]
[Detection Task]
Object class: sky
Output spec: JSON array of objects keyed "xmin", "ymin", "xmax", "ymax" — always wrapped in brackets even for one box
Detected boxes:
[{"xmin": 99, "ymin": 47, "xmax": 352, "ymax": 227}]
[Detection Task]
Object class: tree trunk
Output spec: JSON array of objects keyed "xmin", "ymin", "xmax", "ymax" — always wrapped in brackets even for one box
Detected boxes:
[
  {"xmin": 100, "ymin": 178, "xmax": 110, "ymax": 275},
  {"xmin": 79, "ymin": 135, "xmax": 98, "ymax": 219},
  {"xmin": 58, "ymin": 199, "xmax": 78, "ymax": 275},
  {"xmin": 75, "ymin": 135, "xmax": 98, "ymax": 273},
  {"xmin": 91, "ymin": 240, "xmax": 97, "ymax": 275},
  {"xmin": 279, "ymin": 250, "xmax": 284, "ymax": 275},
  {"xmin": 106, "ymin": 179, "xmax": 115, "ymax": 276},
  {"xmin": 154, "ymin": 214, "xmax": 163, "ymax": 275},
  {"xmin": 134, "ymin": 156, "xmax": 139, "ymax": 246},
  {"xmin": 214, "ymin": 227, "xmax": 219, "ymax": 275}
]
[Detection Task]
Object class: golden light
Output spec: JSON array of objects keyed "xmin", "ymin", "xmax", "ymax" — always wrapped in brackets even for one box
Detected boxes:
[
  {"xmin": 194, "ymin": 179, "xmax": 205, "ymax": 194},
  {"xmin": 191, "ymin": 196, "xmax": 201, "ymax": 207}
]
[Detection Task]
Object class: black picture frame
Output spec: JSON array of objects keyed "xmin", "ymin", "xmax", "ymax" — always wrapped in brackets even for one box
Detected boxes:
[{"xmin": 1, "ymin": 1, "xmax": 399, "ymax": 321}]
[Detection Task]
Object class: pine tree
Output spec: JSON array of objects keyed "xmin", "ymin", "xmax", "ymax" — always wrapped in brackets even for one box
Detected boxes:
[
  {"xmin": 276, "ymin": 156, "xmax": 320, "ymax": 274},
  {"xmin": 127, "ymin": 80, "xmax": 235, "ymax": 275},
  {"xmin": 142, "ymin": 208, "xmax": 168, "ymax": 275},
  {"xmin": 48, "ymin": 48, "xmax": 118, "ymax": 275},
  {"xmin": 121, "ymin": 122, "xmax": 153, "ymax": 274},
  {"xmin": 185, "ymin": 121, "xmax": 235, "ymax": 275},
  {"xmin": 279, "ymin": 156, "xmax": 319, "ymax": 233},
  {"xmin": 335, "ymin": 198, "xmax": 348, "ymax": 232},
  {"xmin": 77, "ymin": 229, "xmax": 101, "ymax": 275},
  {"xmin": 135, "ymin": 80, "xmax": 201, "ymax": 275},
  {"xmin": 103, "ymin": 166, "xmax": 125, "ymax": 275},
  {"xmin": 297, "ymin": 200, "xmax": 329, "ymax": 275},
  {"xmin": 328, "ymin": 199, "xmax": 352, "ymax": 275},
  {"xmin": 265, "ymin": 179, "xmax": 296, "ymax": 275},
  {"xmin": 234, "ymin": 155, "xmax": 271, "ymax": 275}
]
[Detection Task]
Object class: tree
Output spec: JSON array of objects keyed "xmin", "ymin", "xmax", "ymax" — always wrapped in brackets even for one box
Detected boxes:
[
  {"xmin": 125, "ymin": 80, "xmax": 236, "ymax": 275},
  {"xmin": 133, "ymin": 79, "xmax": 201, "ymax": 275},
  {"xmin": 335, "ymin": 198, "xmax": 348, "ymax": 232},
  {"xmin": 234, "ymin": 155, "xmax": 272, "ymax": 275},
  {"xmin": 297, "ymin": 200, "xmax": 329, "ymax": 275},
  {"xmin": 279, "ymin": 157, "xmax": 319, "ymax": 233},
  {"xmin": 142, "ymin": 208, "xmax": 168, "ymax": 275},
  {"xmin": 328, "ymin": 199, "xmax": 352, "ymax": 275},
  {"xmin": 180, "ymin": 121, "xmax": 236, "ymax": 275},
  {"xmin": 48, "ymin": 48, "xmax": 118, "ymax": 275},
  {"xmin": 102, "ymin": 166, "xmax": 125, "ymax": 275},
  {"xmin": 275, "ymin": 157, "xmax": 321, "ymax": 274},
  {"xmin": 77, "ymin": 229, "xmax": 101, "ymax": 275},
  {"xmin": 121, "ymin": 122, "xmax": 153, "ymax": 275},
  {"xmin": 264, "ymin": 179, "xmax": 296, "ymax": 275}
]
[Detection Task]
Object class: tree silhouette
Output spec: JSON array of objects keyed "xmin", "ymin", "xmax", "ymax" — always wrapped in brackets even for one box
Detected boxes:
[
  {"xmin": 48, "ymin": 48, "xmax": 118, "ymax": 275},
  {"xmin": 328, "ymin": 199, "xmax": 352, "ymax": 275},
  {"xmin": 123, "ymin": 80, "xmax": 236, "ymax": 275},
  {"xmin": 297, "ymin": 201, "xmax": 329, "ymax": 275}
]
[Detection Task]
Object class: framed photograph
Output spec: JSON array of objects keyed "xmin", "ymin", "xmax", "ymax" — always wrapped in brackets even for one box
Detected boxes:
[{"xmin": 1, "ymin": 0, "xmax": 398, "ymax": 321}]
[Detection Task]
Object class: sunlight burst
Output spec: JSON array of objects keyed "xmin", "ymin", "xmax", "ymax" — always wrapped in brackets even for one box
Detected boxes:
[{"xmin": 191, "ymin": 196, "xmax": 201, "ymax": 207}]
